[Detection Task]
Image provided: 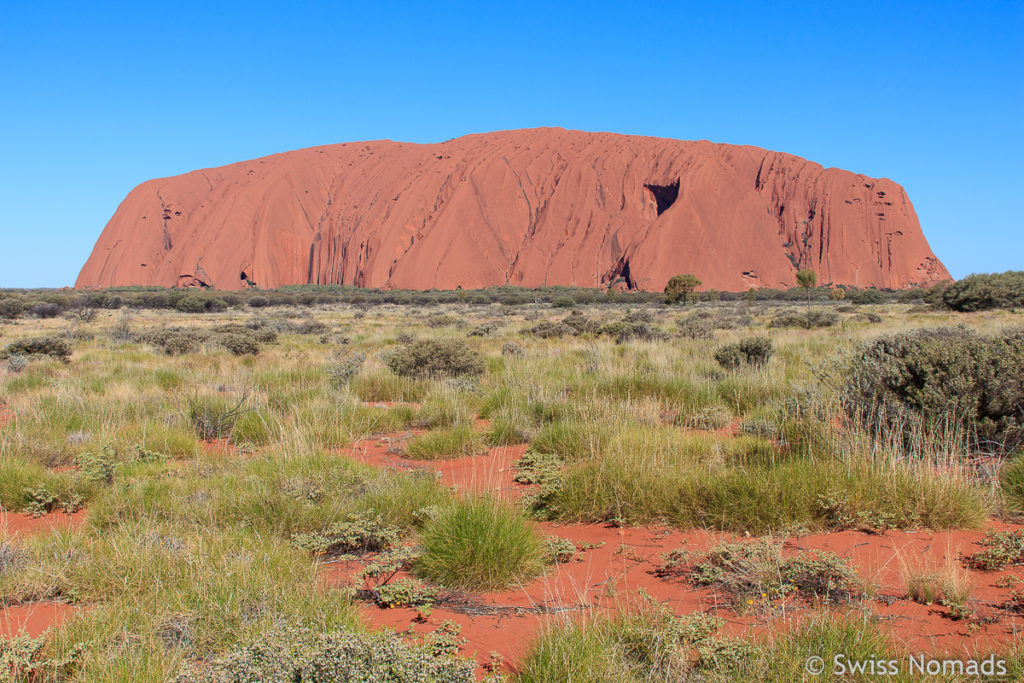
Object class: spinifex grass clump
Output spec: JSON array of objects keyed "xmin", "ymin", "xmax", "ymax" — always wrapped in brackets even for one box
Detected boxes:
[
  {"xmin": 416, "ymin": 497, "xmax": 544, "ymax": 590},
  {"xmin": 516, "ymin": 605, "xmax": 758, "ymax": 683},
  {"xmin": 405, "ymin": 425, "xmax": 485, "ymax": 460}
]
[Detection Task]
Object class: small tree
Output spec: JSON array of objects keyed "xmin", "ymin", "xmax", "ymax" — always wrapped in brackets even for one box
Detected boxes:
[
  {"xmin": 665, "ymin": 274, "xmax": 701, "ymax": 305},
  {"xmin": 830, "ymin": 287, "xmax": 846, "ymax": 301},
  {"xmin": 796, "ymin": 269, "xmax": 817, "ymax": 303},
  {"xmin": 745, "ymin": 288, "xmax": 757, "ymax": 304}
]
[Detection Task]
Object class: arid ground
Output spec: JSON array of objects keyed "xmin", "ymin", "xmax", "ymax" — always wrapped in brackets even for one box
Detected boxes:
[{"xmin": 1, "ymin": 286, "xmax": 1023, "ymax": 681}]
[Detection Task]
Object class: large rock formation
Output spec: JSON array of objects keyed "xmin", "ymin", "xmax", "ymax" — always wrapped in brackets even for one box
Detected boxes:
[{"xmin": 77, "ymin": 128, "xmax": 949, "ymax": 291}]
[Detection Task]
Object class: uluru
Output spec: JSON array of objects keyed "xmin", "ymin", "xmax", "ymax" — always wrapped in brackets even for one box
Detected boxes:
[{"xmin": 76, "ymin": 128, "xmax": 949, "ymax": 292}]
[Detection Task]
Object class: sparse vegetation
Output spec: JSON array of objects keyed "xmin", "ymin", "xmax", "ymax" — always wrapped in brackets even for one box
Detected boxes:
[{"xmin": 0, "ymin": 284, "xmax": 1020, "ymax": 679}]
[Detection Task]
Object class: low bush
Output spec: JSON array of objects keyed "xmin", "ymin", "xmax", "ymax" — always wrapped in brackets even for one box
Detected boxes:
[
  {"xmin": 768, "ymin": 309, "xmax": 840, "ymax": 329},
  {"xmin": 671, "ymin": 540, "xmax": 860, "ymax": 606},
  {"xmin": 327, "ymin": 350, "xmax": 366, "ymax": 387},
  {"xmin": 713, "ymin": 337, "xmax": 773, "ymax": 370},
  {"xmin": 677, "ymin": 317, "xmax": 714, "ymax": 340},
  {"xmin": 291, "ymin": 513, "xmax": 404, "ymax": 557},
  {"xmin": 527, "ymin": 320, "xmax": 576, "ymax": 338},
  {"xmin": 943, "ymin": 271, "xmax": 1024, "ymax": 311},
  {"xmin": 1, "ymin": 336, "xmax": 72, "ymax": 362},
  {"xmin": 965, "ymin": 529, "xmax": 1024, "ymax": 570},
  {"xmin": 218, "ymin": 333, "xmax": 260, "ymax": 356},
  {"xmin": 384, "ymin": 339, "xmax": 485, "ymax": 379},
  {"xmin": 843, "ymin": 326, "xmax": 1024, "ymax": 453},
  {"xmin": 417, "ymin": 497, "xmax": 544, "ymax": 590},
  {"xmin": 173, "ymin": 625, "xmax": 477, "ymax": 682}
]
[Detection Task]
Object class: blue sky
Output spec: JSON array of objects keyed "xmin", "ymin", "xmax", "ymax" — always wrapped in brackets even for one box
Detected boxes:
[{"xmin": 1, "ymin": 1, "xmax": 1021, "ymax": 287}]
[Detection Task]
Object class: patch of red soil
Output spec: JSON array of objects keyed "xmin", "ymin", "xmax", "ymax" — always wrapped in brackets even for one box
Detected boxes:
[
  {"xmin": 329, "ymin": 427, "xmax": 1024, "ymax": 672},
  {"xmin": 0, "ymin": 603, "xmax": 76, "ymax": 638},
  {"xmin": 328, "ymin": 522, "xmax": 1024, "ymax": 671},
  {"xmin": 0, "ymin": 407, "xmax": 14, "ymax": 427},
  {"xmin": 0, "ymin": 510, "xmax": 86, "ymax": 536},
  {"xmin": 337, "ymin": 432, "xmax": 527, "ymax": 496},
  {"xmin": 199, "ymin": 438, "xmax": 241, "ymax": 456},
  {"xmin": 791, "ymin": 525, "xmax": 1024, "ymax": 655}
]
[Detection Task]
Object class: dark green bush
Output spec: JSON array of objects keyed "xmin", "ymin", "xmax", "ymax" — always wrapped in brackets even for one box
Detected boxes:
[
  {"xmin": 768, "ymin": 309, "xmax": 840, "ymax": 329},
  {"xmin": 714, "ymin": 337, "xmax": 773, "ymax": 370},
  {"xmin": 219, "ymin": 333, "xmax": 260, "ymax": 356},
  {"xmin": 174, "ymin": 294, "xmax": 210, "ymax": 313},
  {"xmin": 677, "ymin": 317, "xmax": 714, "ymax": 340},
  {"xmin": 247, "ymin": 296, "xmax": 271, "ymax": 308},
  {"xmin": 384, "ymin": 339, "xmax": 485, "ymax": 379},
  {"xmin": 844, "ymin": 326, "xmax": 1024, "ymax": 453},
  {"xmin": 0, "ymin": 298, "xmax": 25, "ymax": 320},
  {"xmin": 942, "ymin": 271, "xmax": 1024, "ymax": 311},
  {"xmin": 138, "ymin": 327, "xmax": 210, "ymax": 355},
  {"xmin": 2, "ymin": 336, "xmax": 72, "ymax": 362},
  {"xmin": 527, "ymin": 320, "xmax": 575, "ymax": 338}
]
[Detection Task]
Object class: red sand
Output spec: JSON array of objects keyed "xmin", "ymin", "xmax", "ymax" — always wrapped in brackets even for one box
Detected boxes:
[
  {"xmin": 76, "ymin": 128, "xmax": 949, "ymax": 292},
  {"xmin": 0, "ymin": 510, "xmax": 86, "ymax": 536},
  {"xmin": 0, "ymin": 603, "xmax": 76, "ymax": 639},
  {"xmin": 329, "ymin": 426, "xmax": 1024, "ymax": 672}
]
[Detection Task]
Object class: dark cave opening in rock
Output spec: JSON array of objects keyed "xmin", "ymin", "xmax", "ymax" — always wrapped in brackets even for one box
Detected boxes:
[{"xmin": 645, "ymin": 180, "xmax": 680, "ymax": 216}]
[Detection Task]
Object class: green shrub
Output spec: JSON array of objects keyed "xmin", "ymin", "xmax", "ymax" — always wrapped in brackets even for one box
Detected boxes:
[
  {"xmin": 373, "ymin": 578, "xmax": 439, "ymax": 608},
  {"xmin": 943, "ymin": 271, "xmax": 1024, "ymax": 311},
  {"xmin": 384, "ymin": 339, "xmax": 485, "ymax": 379},
  {"xmin": 417, "ymin": 497, "xmax": 544, "ymax": 590},
  {"xmin": 843, "ymin": 326, "xmax": 1024, "ymax": 453},
  {"xmin": 173, "ymin": 625, "xmax": 477, "ymax": 682},
  {"xmin": 219, "ymin": 333, "xmax": 260, "ymax": 356},
  {"xmin": 680, "ymin": 540, "xmax": 860, "ymax": 605},
  {"xmin": 137, "ymin": 327, "xmax": 210, "ymax": 354},
  {"xmin": 75, "ymin": 445, "xmax": 117, "ymax": 484},
  {"xmin": 291, "ymin": 513, "xmax": 403, "ymax": 557},
  {"xmin": 768, "ymin": 309, "xmax": 840, "ymax": 329},
  {"xmin": 0, "ymin": 297, "xmax": 25, "ymax": 319},
  {"xmin": 501, "ymin": 341, "xmax": 524, "ymax": 357},
  {"xmin": 714, "ymin": 337, "xmax": 773, "ymax": 370},
  {"xmin": 965, "ymin": 529, "xmax": 1024, "ymax": 570},
  {"xmin": 175, "ymin": 294, "xmax": 210, "ymax": 313},
  {"xmin": 2, "ymin": 336, "xmax": 72, "ymax": 362},
  {"xmin": 527, "ymin": 320, "xmax": 576, "ymax": 338},
  {"xmin": 327, "ymin": 350, "xmax": 366, "ymax": 388},
  {"xmin": 677, "ymin": 317, "xmax": 714, "ymax": 340}
]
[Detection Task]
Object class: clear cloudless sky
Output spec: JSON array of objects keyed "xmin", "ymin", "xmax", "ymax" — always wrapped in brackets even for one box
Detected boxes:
[{"xmin": 1, "ymin": 1, "xmax": 1021, "ymax": 287}]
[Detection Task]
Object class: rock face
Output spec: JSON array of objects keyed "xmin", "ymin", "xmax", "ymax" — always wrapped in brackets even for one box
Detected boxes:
[{"xmin": 77, "ymin": 128, "xmax": 949, "ymax": 291}]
